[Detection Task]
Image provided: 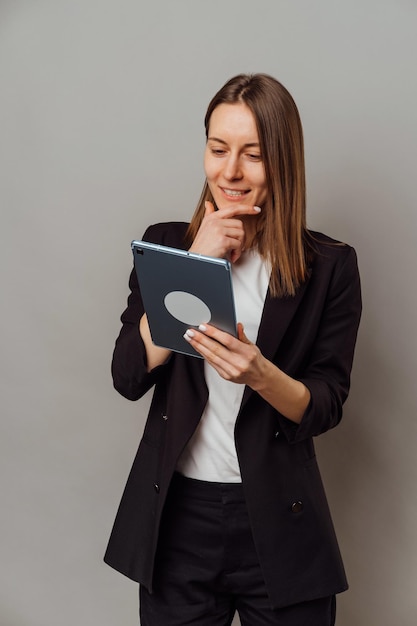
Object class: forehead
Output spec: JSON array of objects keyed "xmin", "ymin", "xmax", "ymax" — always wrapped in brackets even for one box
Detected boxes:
[{"xmin": 208, "ymin": 103, "xmax": 259, "ymax": 143}]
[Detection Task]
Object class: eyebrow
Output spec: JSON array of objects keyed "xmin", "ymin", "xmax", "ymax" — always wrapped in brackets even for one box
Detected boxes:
[{"xmin": 207, "ymin": 136, "xmax": 260, "ymax": 148}]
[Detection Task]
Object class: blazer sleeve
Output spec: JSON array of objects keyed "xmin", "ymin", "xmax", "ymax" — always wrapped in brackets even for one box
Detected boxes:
[
  {"xmin": 111, "ymin": 266, "xmax": 169, "ymax": 401},
  {"xmin": 111, "ymin": 223, "xmax": 187, "ymax": 401},
  {"xmin": 279, "ymin": 245, "xmax": 362, "ymax": 443}
]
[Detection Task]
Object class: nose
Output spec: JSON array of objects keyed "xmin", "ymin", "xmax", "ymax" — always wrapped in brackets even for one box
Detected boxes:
[{"xmin": 223, "ymin": 154, "xmax": 242, "ymax": 181}]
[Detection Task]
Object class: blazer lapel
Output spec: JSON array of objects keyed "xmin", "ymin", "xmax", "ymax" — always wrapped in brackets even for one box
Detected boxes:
[{"xmin": 241, "ymin": 273, "xmax": 311, "ymax": 407}]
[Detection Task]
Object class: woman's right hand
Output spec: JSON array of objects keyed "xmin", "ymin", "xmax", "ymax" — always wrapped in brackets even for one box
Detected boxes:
[{"xmin": 188, "ymin": 201, "xmax": 261, "ymax": 263}]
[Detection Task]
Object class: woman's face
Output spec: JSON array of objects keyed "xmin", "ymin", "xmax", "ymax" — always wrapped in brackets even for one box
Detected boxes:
[{"xmin": 204, "ymin": 103, "xmax": 268, "ymax": 210}]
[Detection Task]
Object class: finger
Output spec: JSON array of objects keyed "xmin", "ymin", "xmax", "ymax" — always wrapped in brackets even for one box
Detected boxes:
[
  {"xmin": 237, "ymin": 323, "xmax": 251, "ymax": 344},
  {"xmin": 183, "ymin": 328, "xmax": 226, "ymax": 361},
  {"xmin": 184, "ymin": 332, "xmax": 237, "ymax": 376},
  {"xmin": 183, "ymin": 326, "xmax": 232, "ymax": 357},
  {"xmin": 204, "ymin": 200, "xmax": 216, "ymax": 216},
  {"xmin": 199, "ymin": 323, "xmax": 243, "ymax": 344},
  {"xmin": 230, "ymin": 248, "xmax": 242, "ymax": 264},
  {"xmin": 216, "ymin": 204, "xmax": 262, "ymax": 219},
  {"xmin": 184, "ymin": 327, "xmax": 253, "ymax": 381},
  {"xmin": 198, "ymin": 340, "xmax": 246, "ymax": 382},
  {"xmin": 209, "ymin": 219, "xmax": 245, "ymax": 236},
  {"xmin": 197, "ymin": 323, "xmax": 235, "ymax": 346},
  {"xmin": 197, "ymin": 324, "xmax": 251, "ymax": 362}
]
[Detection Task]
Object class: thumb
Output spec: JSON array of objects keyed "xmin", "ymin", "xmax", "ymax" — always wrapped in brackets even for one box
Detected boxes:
[
  {"xmin": 204, "ymin": 200, "xmax": 216, "ymax": 216},
  {"xmin": 237, "ymin": 323, "xmax": 251, "ymax": 344}
]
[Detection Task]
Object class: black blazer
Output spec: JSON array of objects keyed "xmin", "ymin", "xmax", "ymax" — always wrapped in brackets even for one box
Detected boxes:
[{"xmin": 104, "ymin": 221, "xmax": 362, "ymax": 609}]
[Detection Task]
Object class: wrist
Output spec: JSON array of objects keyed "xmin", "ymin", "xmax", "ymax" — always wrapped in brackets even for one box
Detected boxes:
[{"xmin": 249, "ymin": 353, "xmax": 272, "ymax": 393}]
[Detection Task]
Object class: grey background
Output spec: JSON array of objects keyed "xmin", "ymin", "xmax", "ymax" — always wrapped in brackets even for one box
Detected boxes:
[{"xmin": 1, "ymin": 1, "xmax": 416, "ymax": 624}]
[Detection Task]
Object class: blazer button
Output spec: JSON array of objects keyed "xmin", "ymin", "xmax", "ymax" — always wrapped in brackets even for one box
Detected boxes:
[
  {"xmin": 291, "ymin": 501, "xmax": 303, "ymax": 514},
  {"xmin": 274, "ymin": 431, "xmax": 280, "ymax": 438},
  {"xmin": 153, "ymin": 483, "xmax": 160, "ymax": 493}
]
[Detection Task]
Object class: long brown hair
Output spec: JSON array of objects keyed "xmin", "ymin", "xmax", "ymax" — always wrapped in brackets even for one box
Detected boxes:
[{"xmin": 186, "ymin": 73, "xmax": 311, "ymax": 297}]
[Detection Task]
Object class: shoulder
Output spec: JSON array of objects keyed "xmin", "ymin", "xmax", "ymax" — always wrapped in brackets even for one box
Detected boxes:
[
  {"xmin": 305, "ymin": 230, "xmax": 360, "ymax": 289},
  {"xmin": 306, "ymin": 230, "xmax": 358, "ymax": 265},
  {"xmin": 142, "ymin": 222, "xmax": 190, "ymax": 249}
]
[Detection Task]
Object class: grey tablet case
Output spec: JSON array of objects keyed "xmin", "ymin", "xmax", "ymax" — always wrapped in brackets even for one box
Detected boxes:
[{"xmin": 131, "ymin": 240, "xmax": 237, "ymax": 358}]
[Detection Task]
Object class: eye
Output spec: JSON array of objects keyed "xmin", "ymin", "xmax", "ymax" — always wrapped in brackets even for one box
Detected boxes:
[
  {"xmin": 210, "ymin": 148, "xmax": 226, "ymax": 156},
  {"xmin": 247, "ymin": 153, "xmax": 262, "ymax": 161}
]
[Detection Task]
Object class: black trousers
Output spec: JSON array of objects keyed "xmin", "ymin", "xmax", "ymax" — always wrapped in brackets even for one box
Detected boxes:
[{"xmin": 140, "ymin": 473, "xmax": 336, "ymax": 626}]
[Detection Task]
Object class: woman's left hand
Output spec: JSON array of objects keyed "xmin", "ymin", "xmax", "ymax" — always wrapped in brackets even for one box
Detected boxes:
[
  {"xmin": 183, "ymin": 322, "xmax": 310, "ymax": 424},
  {"xmin": 183, "ymin": 323, "xmax": 266, "ymax": 389}
]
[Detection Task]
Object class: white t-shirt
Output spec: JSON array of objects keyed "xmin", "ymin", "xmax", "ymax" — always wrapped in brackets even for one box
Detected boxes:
[{"xmin": 176, "ymin": 249, "xmax": 271, "ymax": 482}]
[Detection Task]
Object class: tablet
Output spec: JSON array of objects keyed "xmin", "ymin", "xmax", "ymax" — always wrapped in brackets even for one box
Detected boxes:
[{"xmin": 131, "ymin": 240, "xmax": 237, "ymax": 358}]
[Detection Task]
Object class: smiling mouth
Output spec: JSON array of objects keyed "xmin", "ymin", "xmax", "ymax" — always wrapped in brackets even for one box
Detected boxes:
[{"xmin": 221, "ymin": 188, "xmax": 249, "ymax": 198}]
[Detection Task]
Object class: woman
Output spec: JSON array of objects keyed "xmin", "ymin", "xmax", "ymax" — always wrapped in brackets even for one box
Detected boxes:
[{"xmin": 104, "ymin": 74, "xmax": 362, "ymax": 625}]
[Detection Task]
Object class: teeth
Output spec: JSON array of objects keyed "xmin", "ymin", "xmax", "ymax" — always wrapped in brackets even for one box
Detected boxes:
[{"xmin": 224, "ymin": 189, "xmax": 245, "ymax": 196}]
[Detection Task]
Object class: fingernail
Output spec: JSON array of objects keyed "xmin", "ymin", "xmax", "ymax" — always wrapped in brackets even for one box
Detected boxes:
[
  {"xmin": 198, "ymin": 324, "xmax": 207, "ymax": 332},
  {"xmin": 254, "ymin": 206, "xmax": 261, "ymax": 213},
  {"xmin": 184, "ymin": 329, "xmax": 195, "ymax": 341}
]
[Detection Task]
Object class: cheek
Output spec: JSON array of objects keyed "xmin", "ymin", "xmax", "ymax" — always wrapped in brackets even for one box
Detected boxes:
[
  {"xmin": 252, "ymin": 167, "xmax": 267, "ymax": 192},
  {"xmin": 204, "ymin": 160, "xmax": 219, "ymax": 185},
  {"xmin": 253, "ymin": 173, "xmax": 268, "ymax": 204}
]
